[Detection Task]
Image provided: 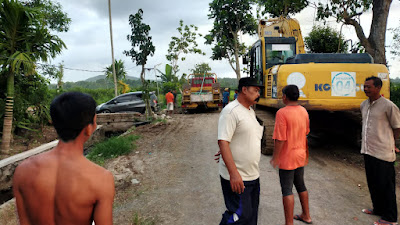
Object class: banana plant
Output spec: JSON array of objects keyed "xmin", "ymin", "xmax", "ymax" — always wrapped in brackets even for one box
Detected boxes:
[{"xmin": 156, "ymin": 64, "xmax": 178, "ymax": 83}]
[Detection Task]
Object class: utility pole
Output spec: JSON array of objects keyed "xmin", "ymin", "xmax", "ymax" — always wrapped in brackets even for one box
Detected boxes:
[
  {"xmin": 108, "ymin": 0, "xmax": 118, "ymax": 97},
  {"xmin": 153, "ymin": 63, "xmax": 161, "ymax": 98}
]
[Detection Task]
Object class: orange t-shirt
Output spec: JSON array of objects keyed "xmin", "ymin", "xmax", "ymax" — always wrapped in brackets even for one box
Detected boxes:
[
  {"xmin": 165, "ymin": 92, "xmax": 174, "ymax": 103},
  {"xmin": 272, "ymin": 105, "xmax": 310, "ymax": 170}
]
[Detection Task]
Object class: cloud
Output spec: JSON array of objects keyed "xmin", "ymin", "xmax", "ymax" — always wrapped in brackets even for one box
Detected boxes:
[{"xmin": 51, "ymin": 0, "xmax": 400, "ymax": 83}]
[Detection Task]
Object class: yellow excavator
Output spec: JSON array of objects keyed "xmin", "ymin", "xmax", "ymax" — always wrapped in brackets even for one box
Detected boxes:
[{"xmin": 244, "ymin": 17, "xmax": 390, "ymax": 154}]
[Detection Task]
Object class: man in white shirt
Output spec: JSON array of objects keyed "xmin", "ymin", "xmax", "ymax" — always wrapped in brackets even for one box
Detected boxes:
[{"xmin": 217, "ymin": 77, "xmax": 264, "ymax": 225}]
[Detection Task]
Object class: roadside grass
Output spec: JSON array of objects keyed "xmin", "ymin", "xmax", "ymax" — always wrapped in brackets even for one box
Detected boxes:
[
  {"xmin": 86, "ymin": 134, "xmax": 140, "ymax": 166},
  {"xmin": 131, "ymin": 212, "xmax": 157, "ymax": 225},
  {"xmin": 152, "ymin": 118, "xmax": 167, "ymax": 124}
]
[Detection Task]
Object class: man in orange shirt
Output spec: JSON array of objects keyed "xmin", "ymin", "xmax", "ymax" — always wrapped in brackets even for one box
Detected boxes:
[
  {"xmin": 271, "ymin": 85, "xmax": 312, "ymax": 225},
  {"xmin": 165, "ymin": 90, "xmax": 174, "ymax": 116}
]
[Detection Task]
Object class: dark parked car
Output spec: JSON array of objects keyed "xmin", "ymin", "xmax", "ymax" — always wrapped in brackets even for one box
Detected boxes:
[{"xmin": 96, "ymin": 91, "xmax": 158, "ymax": 114}]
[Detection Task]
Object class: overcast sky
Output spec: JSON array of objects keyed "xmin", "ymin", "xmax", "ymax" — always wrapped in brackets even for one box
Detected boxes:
[{"xmin": 49, "ymin": 0, "xmax": 400, "ymax": 83}]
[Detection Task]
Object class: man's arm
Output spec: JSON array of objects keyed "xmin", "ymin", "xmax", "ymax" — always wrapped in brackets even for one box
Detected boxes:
[
  {"xmin": 218, "ymin": 140, "xmax": 244, "ymax": 194},
  {"xmin": 13, "ymin": 165, "xmax": 31, "ymax": 225},
  {"xmin": 93, "ymin": 171, "xmax": 115, "ymax": 225},
  {"xmin": 270, "ymin": 140, "xmax": 285, "ymax": 168},
  {"xmin": 394, "ymin": 128, "xmax": 400, "ymax": 153}
]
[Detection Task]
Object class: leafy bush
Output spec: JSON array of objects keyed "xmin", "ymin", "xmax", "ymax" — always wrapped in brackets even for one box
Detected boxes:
[
  {"xmin": 0, "ymin": 73, "xmax": 53, "ymax": 132},
  {"xmin": 161, "ymin": 81, "xmax": 180, "ymax": 94},
  {"xmin": 49, "ymin": 88, "xmax": 115, "ymax": 105},
  {"xmin": 305, "ymin": 26, "xmax": 348, "ymax": 53},
  {"xmin": 86, "ymin": 135, "xmax": 140, "ymax": 166},
  {"xmin": 391, "ymin": 82, "xmax": 400, "ymax": 108}
]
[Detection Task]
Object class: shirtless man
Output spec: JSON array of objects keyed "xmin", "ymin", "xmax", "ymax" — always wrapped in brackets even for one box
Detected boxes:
[{"xmin": 13, "ymin": 92, "xmax": 115, "ymax": 225}]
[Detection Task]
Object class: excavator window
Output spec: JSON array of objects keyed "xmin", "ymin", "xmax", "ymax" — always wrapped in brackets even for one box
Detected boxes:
[{"xmin": 266, "ymin": 43, "xmax": 295, "ymax": 67}]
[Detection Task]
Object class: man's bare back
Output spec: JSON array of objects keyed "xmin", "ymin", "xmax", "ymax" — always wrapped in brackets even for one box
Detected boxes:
[
  {"xmin": 13, "ymin": 92, "xmax": 115, "ymax": 225},
  {"xmin": 13, "ymin": 144, "xmax": 115, "ymax": 225}
]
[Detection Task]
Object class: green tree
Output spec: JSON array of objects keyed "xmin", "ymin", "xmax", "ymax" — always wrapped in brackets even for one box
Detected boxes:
[
  {"xmin": 190, "ymin": 63, "xmax": 212, "ymax": 74},
  {"xmin": 305, "ymin": 26, "xmax": 348, "ymax": 53},
  {"xmin": 317, "ymin": 0, "xmax": 393, "ymax": 64},
  {"xmin": 39, "ymin": 62, "xmax": 64, "ymax": 93},
  {"xmin": 256, "ymin": 0, "xmax": 308, "ymax": 17},
  {"xmin": 56, "ymin": 63, "xmax": 64, "ymax": 93},
  {"xmin": 205, "ymin": 0, "xmax": 257, "ymax": 80},
  {"xmin": 22, "ymin": 0, "xmax": 71, "ymax": 32},
  {"xmin": 166, "ymin": 20, "xmax": 205, "ymax": 76},
  {"xmin": 105, "ymin": 59, "xmax": 129, "ymax": 94},
  {"xmin": 124, "ymin": 9, "xmax": 155, "ymax": 118},
  {"xmin": 0, "ymin": 0, "xmax": 68, "ymax": 152},
  {"xmin": 391, "ymin": 82, "xmax": 400, "ymax": 108},
  {"xmin": 391, "ymin": 24, "xmax": 400, "ymax": 57}
]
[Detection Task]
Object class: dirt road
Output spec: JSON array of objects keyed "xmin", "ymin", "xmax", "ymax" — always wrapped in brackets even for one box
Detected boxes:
[
  {"xmin": 110, "ymin": 111, "xmax": 400, "ymax": 224},
  {"xmin": 1, "ymin": 110, "xmax": 399, "ymax": 224}
]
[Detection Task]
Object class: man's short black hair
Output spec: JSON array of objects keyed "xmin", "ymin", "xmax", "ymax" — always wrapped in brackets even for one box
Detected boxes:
[
  {"xmin": 365, "ymin": 76, "xmax": 382, "ymax": 88},
  {"xmin": 50, "ymin": 92, "xmax": 97, "ymax": 142},
  {"xmin": 282, "ymin": 85, "xmax": 300, "ymax": 101}
]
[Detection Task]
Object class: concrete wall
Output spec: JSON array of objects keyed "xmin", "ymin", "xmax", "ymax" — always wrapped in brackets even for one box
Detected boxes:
[
  {"xmin": 0, "ymin": 140, "xmax": 58, "ymax": 191},
  {"xmin": 0, "ymin": 113, "xmax": 142, "ymax": 192},
  {"xmin": 0, "ymin": 126, "xmax": 104, "ymax": 192}
]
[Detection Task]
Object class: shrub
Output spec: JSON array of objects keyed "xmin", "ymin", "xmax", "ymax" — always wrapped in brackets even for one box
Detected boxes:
[
  {"xmin": 391, "ymin": 82, "xmax": 400, "ymax": 108},
  {"xmin": 86, "ymin": 134, "xmax": 140, "ymax": 166}
]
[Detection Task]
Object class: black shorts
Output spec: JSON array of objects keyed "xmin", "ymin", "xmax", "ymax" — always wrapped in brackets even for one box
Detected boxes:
[{"xmin": 279, "ymin": 167, "xmax": 307, "ymax": 196}]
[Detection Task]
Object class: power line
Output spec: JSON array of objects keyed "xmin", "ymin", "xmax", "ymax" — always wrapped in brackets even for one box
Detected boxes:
[{"xmin": 0, "ymin": 55, "xmax": 105, "ymax": 73}]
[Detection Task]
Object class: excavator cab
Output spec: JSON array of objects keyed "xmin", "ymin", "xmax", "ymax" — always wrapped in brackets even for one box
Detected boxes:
[
  {"xmin": 246, "ymin": 36, "xmax": 297, "ymax": 97},
  {"xmin": 264, "ymin": 37, "xmax": 296, "ymax": 69}
]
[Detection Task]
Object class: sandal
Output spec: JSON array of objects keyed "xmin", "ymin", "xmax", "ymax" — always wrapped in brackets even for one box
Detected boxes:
[
  {"xmin": 294, "ymin": 214, "xmax": 313, "ymax": 224},
  {"xmin": 373, "ymin": 219, "xmax": 398, "ymax": 225},
  {"xmin": 362, "ymin": 208, "xmax": 375, "ymax": 215}
]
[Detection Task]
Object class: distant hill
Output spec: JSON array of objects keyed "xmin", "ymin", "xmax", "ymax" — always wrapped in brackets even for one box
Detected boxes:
[
  {"xmin": 85, "ymin": 75, "xmax": 140, "ymax": 82},
  {"xmin": 391, "ymin": 77, "xmax": 400, "ymax": 83}
]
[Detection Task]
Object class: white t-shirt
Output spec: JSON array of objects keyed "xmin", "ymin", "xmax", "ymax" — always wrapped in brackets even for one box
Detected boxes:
[{"xmin": 218, "ymin": 100, "xmax": 264, "ymax": 181}]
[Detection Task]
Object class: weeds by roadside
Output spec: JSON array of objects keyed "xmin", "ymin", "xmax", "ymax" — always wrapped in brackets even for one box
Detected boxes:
[
  {"xmin": 131, "ymin": 212, "xmax": 157, "ymax": 225},
  {"xmin": 152, "ymin": 118, "xmax": 167, "ymax": 124},
  {"xmin": 86, "ymin": 134, "xmax": 140, "ymax": 166}
]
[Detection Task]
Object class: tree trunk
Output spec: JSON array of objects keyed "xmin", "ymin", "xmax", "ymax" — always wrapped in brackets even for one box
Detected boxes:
[
  {"xmin": 140, "ymin": 65, "xmax": 145, "ymax": 84},
  {"xmin": 1, "ymin": 72, "xmax": 14, "ymax": 153},
  {"xmin": 368, "ymin": 0, "xmax": 392, "ymax": 64},
  {"xmin": 344, "ymin": 0, "xmax": 392, "ymax": 64},
  {"xmin": 140, "ymin": 65, "xmax": 152, "ymax": 119},
  {"xmin": 233, "ymin": 33, "xmax": 241, "ymax": 80}
]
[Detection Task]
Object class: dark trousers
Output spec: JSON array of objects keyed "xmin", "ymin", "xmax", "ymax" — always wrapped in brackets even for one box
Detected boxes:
[
  {"xmin": 220, "ymin": 176, "xmax": 260, "ymax": 225},
  {"xmin": 364, "ymin": 154, "xmax": 398, "ymax": 222}
]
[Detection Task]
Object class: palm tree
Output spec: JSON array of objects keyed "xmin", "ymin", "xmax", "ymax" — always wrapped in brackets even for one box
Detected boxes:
[
  {"xmin": 105, "ymin": 59, "xmax": 127, "ymax": 81},
  {"xmin": 105, "ymin": 59, "xmax": 130, "ymax": 93},
  {"xmin": 0, "ymin": 0, "xmax": 66, "ymax": 153}
]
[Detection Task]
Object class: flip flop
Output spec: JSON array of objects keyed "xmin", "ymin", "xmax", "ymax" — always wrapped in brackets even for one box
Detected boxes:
[
  {"xmin": 373, "ymin": 219, "xmax": 398, "ymax": 225},
  {"xmin": 294, "ymin": 214, "xmax": 313, "ymax": 224},
  {"xmin": 362, "ymin": 208, "xmax": 375, "ymax": 215}
]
